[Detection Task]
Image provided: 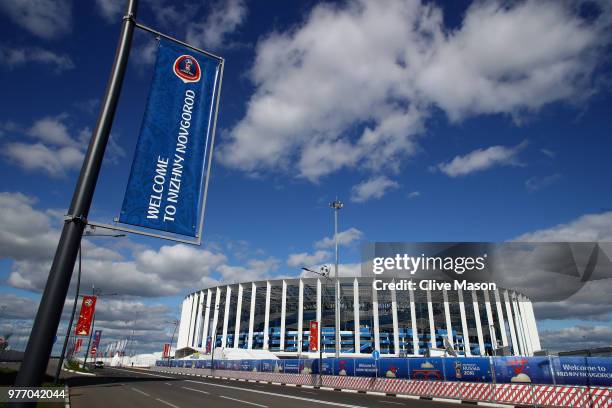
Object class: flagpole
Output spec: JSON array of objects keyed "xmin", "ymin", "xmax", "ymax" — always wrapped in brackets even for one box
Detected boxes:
[{"xmin": 14, "ymin": 0, "xmax": 139, "ymax": 389}]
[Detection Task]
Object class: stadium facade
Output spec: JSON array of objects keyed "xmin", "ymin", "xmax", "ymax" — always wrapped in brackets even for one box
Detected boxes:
[{"xmin": 176, "ymin": 277, "xmax": 541, "ymax": 358}]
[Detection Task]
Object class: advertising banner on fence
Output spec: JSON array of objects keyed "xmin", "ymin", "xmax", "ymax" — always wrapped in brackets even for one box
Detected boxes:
[
  {"xmin": 119, "ymin": 38, "xmax": 222, "ymax": 238},
  {"xmin": 75, "ymin": 295, "xmax": 96, "ymax": 336}
]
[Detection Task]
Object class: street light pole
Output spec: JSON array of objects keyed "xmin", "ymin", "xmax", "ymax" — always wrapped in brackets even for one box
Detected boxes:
[
  {"xmin": 14, "ymin": 0, "xmax": 138, "ymax": 388},
  {"xmin": 54, "ymin": 231, "xmax": 123, "ymax": 383},
  {"xmin": 166, "ymin": 320, "xmax": 179, "ymax": 367},
  {"xmin": 330, "ymin": 199, "xmax": 343, "ymax": 359},
  {"xmin": 83, "ymin": 287, "xmax": 117, "ymax": 367}
]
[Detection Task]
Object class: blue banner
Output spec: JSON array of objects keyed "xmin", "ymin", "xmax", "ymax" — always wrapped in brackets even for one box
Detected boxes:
[
  {"xmin": 157, "ymin": 356, "xmax": 612, "ymax": 386},
  {"xmin": 493, "ymin": 357, "xmax": 553, "ymax": 384},
  {"xmin": 443, "ymin": 357, "xmax": 492, "ymax": 382},
  {"xmin": 120, "ymin": 38, "xmax": 222, "ymax": 237}
]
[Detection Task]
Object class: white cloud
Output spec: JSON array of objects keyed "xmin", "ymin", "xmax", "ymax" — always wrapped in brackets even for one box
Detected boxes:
[
  {"xmin": 0, "ymin": 46, "xmax": 74, "ymax": 72},
  {"xmin": 525, "ymin": 173, "xmax": 562, "ymax": 192},
  {"xmin": 351, "ymin": 176, "xmax": 399, "ymax": 202},
  {"xmin": 219, "ymin": 0, "xmax": 609, "ymax": 182},
  {"xmin": 540, "ymin": 325, "xmax": 612, "ymax": 352},
  {"xmin": 186, "ymin": 0, "xmax": 247, "ymax": 49},
  {"xmin": 515, "ymin": 211, "xmax": 612, "ymax": 242},
  {"xmin": 3, "ymin": 142, "xmax": 84, "ymax": 177},
  {"xmin": 315, "ymin": 227, "xmax": 364, "ymax": 249},
  {"xmin": 217, "ymin": 257, "xmax": 280, "ymax": 284},
  {"xmin": 0, "ymin": 192, "xmax": 59, "ymax": 262},
  {"xmin": 438, "ymin": 140, "xmax": 527, "ymax": 177},
  {"xmin": 27, "ymin": 116, "xmax": 75, "ymax": 147},
  {"xmin": 0, "ymin": 0, "xmax": 72, "ymax": 39},
  {"xmin": 1, "ymin": 115, "xmax": 123, "ymax": 177},
  {"xmin": 0, "ymin": 191, "xmax": 286, "ymax": 296},
  {"xmin": 287, "ymin": 250, "xmax": 331, "ymax": 268},
  {"xmin": 95, "ymin": 0, "xmax": 123, "ymax": 23},
  {"xmin": 408, "ymin": 191, "xmax": 420, "ymax": 199}
]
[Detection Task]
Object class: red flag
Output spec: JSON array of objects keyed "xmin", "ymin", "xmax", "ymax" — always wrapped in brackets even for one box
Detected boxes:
[
  {"xmin": 75, "ymin": 338, "xmax": 83, "ymax": 353},
  {"xmin": 309, "ymin": 321, "xmax": 319, "ymax": 352},
  {"xmin": 163, "ymin": 343, "xmax": 171, "ymax": 358},
  {"xmin": 75, "ymin": 296, "xmax": 97, "ymax": 336}
]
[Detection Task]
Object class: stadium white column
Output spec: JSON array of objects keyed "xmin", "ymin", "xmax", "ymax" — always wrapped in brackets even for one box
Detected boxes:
[
  {"xmin": 187, "ymin": 293, "xmax": 198, "ymax": 347},
  {"xmin": 221, "ymin": 286, "xmax": 231, "ymax": 348},
  {"xmin": 483, "ymin": 290, "xmax": 497, "ymax": 353},
  {"xmin": 408, "ymin": 288, "xmax": 418, "ymax": 356},
  {"xmin": 426, "ymin": 289, "xmax": 435, "ymax": 350},
  {"xmin": 471, "ymin": 290, "xmax": 485, "ymax": 356},
  {"xmin": 316, "ymin": 278, "xmax": 322, "ymax": 353},
  {"xmin": 510, "ymin": 292, "xmax": 527, "ymax": 355},
  {"xmin": 443, "ymin": 288, "xmax": 453, "ymax": 347},
  {"xmin": 234, "ymin": 284, "xmax": 243, "ymax": 348},
  {"xmin": 211, "ymin": 287, "xmax": 221, "ymax": 349},
  {"xmin": 202, "ymin": 289, "xmax": 212, "ymax": 350},
  {"xmin": 280, "ymin": 280, "xmax": 287, "ymax": 351},
  {"xmin": 177, "ymin": 297, "xmax": 189, "ymax": 349},
  {"xmin": 458, "ymin": 289, "xmax": 470, "ymax": 356},
  {"xmin": 353, "ymin": 278, "xmax": 360, "ymax": 354},
  {"xmin": 297, "ymin": 279, "xmax": 304, "ymax": 354},
  {"xmin": 263, "ymin": 281, "xmax": 271, "ymax": 350},
  {"xmin": 516, "ymin": 295, "xmax": 532, "ymax": 355},
  {"xmin": 494, "ymin": 289, "xmax": 509, "ymax": 347},
  {"xmin": 372, "ymin": 282, "xmax": 381, "ymax": 352},
  {"xmin": 391, "ymin": 279, "xmax": 400, "ymax": 355},
  {"xmin": 503, "ymin": 289, "xmax": 519, "ymax": 355},
  {"xmin": 248, "ymin": 282, "xmax": 256, "ymax": 349},
  {"xmin": 193, "ymin": 291, "xmax": 205, "ymax": 348},
  {"xmin": 525, "ymin": 299, "xmax": 541, "ymax": 351}
]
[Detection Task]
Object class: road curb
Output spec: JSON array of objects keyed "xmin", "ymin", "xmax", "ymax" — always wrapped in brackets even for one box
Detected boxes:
[
  {"xmin": 62, "ymin": 367, "xmax": 96, "ymax": 376},
  {"xmin": 156, "ymin": 369, "xmax": 514, "ymax": 407}
]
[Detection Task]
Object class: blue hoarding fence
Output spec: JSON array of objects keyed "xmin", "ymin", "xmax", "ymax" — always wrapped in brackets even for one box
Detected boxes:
[{"xmin": 155, "ymin": 356, "xmax": 612, "ymax": 387}]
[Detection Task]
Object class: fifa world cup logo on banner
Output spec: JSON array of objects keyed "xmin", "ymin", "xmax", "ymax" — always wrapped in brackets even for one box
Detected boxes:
[{"xmin": 173, "ymin": 55, "xmax": 201, "ymax": 83}]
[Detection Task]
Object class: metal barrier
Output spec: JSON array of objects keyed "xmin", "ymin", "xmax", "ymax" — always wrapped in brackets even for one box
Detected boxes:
[{"xmin": 152, "ymin": 365, "xmax": 612, "ymax": 407}]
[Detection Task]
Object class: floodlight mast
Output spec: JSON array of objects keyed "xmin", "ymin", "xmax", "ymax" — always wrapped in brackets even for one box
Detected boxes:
[{"xmin": 330, "ymin": 199, "xmax": 343, "ymax": 358}]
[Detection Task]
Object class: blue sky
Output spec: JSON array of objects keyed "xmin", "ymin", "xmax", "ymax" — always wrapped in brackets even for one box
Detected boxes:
[{"xmin": 1, "ymin": 0, "xmax": 612, "ymax": 354}]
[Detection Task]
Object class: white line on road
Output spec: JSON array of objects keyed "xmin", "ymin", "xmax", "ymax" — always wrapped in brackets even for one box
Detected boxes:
[
  {"xmin": 184, "ymin": 379, "xmax": 370, "ymax": 408},
  {"xmin": 156, "ymin": 398, "xmax": 180, "ymax": 408},
  {"xmin": 165, "ymin": 383, "xmax": 173, "ymax": 386},
  {"xmin": 220, "ymin": 395, "xmax": 268, "ymax": 407},
  {"xmin": 181, "ymin": 386, "xmax": 210, "ymax": 395},
  {"xmin": 131, "ymin": 387, "xmax": 150, "ymax": 397}
]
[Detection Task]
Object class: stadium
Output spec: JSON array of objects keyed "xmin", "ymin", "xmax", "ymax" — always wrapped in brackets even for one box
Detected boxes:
[{"xmin": 176, "ymin": 277, "xmax": 541, "ymax": 359}]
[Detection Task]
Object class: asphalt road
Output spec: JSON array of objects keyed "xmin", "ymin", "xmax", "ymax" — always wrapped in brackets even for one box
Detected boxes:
[{"xmin": 67, "ymin": 367, "xmax": 467, "ymax": 408}]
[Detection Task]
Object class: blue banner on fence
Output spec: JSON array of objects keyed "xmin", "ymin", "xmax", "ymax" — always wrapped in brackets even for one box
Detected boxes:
[
  {"xmin": 493, "ymin": 357, "xmax": 553, "ymax": 384},
  {"xmin": 157, "ymin": 356, "xmax": 612, "ymax": 387},
  {"xmin": 443, "ymin": 357, "xmax": 492, "ymax": 382},
  {"xmin": 410, "ymin": 358, "xmax": 444, "ymax": 381},
  {"xmin": 550, "ymin": 357, "xmax": 612, "ymax": 386},
  {"xmin": 119, "ymin": 38, "xmax": 222, "ymax": 237},
  {"xmin": 378, "ymin": 358, "xmax": 408, "ymax": 379}
]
